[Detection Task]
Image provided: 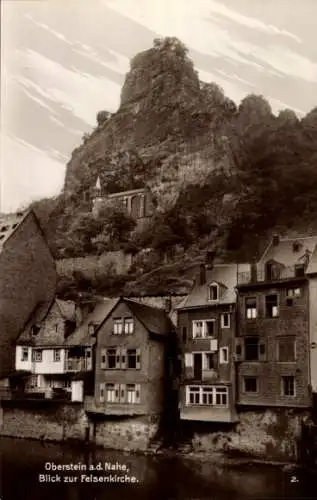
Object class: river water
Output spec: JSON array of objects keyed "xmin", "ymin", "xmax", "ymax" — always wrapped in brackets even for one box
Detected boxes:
[{"xmin": 0, "ymin": 437, "xmax": 316, "ymax": 500}]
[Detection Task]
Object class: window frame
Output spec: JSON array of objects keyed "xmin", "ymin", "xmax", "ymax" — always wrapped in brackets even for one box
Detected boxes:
[
  {"xmin": 277, "ymin": 337, "xmax": 296, "ymax": 363},
  {"xmin": 53, "ymin": 349, "xmax": 61, "ymax": 362},
  {"xmin": 265, "ymin": 294, "xmax": 279, "ymax": 318},
  {"xmin": 245, "ymin": 297, "xmax": 257, "ymax": 319},
  {"xmin": 219, "ymin": 346, "xmax": 229, "ymax": 364},
  {"xmin": 243, "ymin": 376, "xmax": 258, "ymax": 393},
  {"xmin": 32, "ymin": 349, "xmax": 42, "ymax": 363},
  {"xmin": 281, "ymin": 376, "xmax": 296, "ymax": 397},
  {"xmin": 192, "ymin": 319, "xmax": 216, "ymax": 339},
  {"xmin": 21, "ymin": 347, "xmax": 29, "ymax": 362},
  {"xmin": 208, "ymin": 284, "xmax": 219, "ymax": 302},
  {"xmin": 221, "ymin": 313, "xmax": 230, "ymax": 329},
  {"xmin": 185, "ymin": 385, "xmax": 229, "ymax": 407}
]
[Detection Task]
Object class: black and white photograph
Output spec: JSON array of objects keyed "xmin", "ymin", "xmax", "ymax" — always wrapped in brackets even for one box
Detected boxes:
[{"xmin": 0, "ymin": 1, "xmax": 317, "ymax": 499}]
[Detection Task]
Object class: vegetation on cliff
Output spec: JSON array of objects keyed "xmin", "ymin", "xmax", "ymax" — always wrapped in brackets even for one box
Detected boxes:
[{"xmin": 32, "ymin": 37, "xmax": 317, "ymax": 296}]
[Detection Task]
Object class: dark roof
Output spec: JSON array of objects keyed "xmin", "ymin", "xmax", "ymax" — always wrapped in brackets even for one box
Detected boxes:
[
  {"xmin": 65, "ymin": 298, "xmax": 120, "ymax": 346},
  {"xmin": 0, "ymin": 210, "xmax": 29, "ymax": 250},
  {"xmin": 124, "ymin": 298, "xmax": 174, "ymax": 336},
  {"xmin": 17, "ymin": 299, "xmax": 76, "ymax": 347},
  {"xmin": 177, "ymin": 264, "xmax": 247, "ymax": 309}
]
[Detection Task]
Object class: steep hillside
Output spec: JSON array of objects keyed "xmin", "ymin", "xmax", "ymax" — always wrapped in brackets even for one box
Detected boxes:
[{"xmin": 32, "ymin": 37, "xmax": 317, "ymax": 297}]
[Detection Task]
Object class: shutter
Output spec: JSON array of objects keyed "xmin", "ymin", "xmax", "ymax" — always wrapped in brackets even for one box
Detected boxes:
[
  {"xmin": 115, "ymin": 349, "xmax": 121, "ymax": 369},
  {"xmin": 136, "ymin": 348, "xmax": 141, "ymax": 369},
  {"xmin": 234, "ymin": 338, "xmax": 244, "ymax": 361},
  {"xmin": 121, "ymin": 347, "xmax": 127, "ymax": 369},
  {"xmin": 100, "ymin": 348, "xmax": 107, "ymax": 369},
  {"xmin": 184, "ymin": 353, "xmax": 193, "ymax": 367},
  {"xmin": 135, "ymin": 384, "xmax": 141, "ymax": 404},
  {"xmin": 259, "ymin": 339, "xmax": 267, "ymax": 362},
  {"xmin": 210, "ymin": 339, "xmax": 218, "ymax": 352},
  {"xmin": 114, "ymin": 383, "xmax": 120, "ymax": 403},
  {"xmin": 202, "ymin": 353, "xmax": 207, "ymax": 370},
  {"xmin": 120, "ymin": 384, "xmax": 126, "ymax": 403},
  {"xmin": 100, "ymin": 383, "xmax": 105, "ymax": 403}
]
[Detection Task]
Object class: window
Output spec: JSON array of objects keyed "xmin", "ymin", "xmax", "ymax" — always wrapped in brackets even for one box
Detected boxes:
[
  {"xmin": 208, "ymin": 284, "xmax": 219, "ymax": 301},
  {"xmin": 245, "ymin": 298, "xmax": 257, "ymax": 319},
  {"xmin": 88, "ymin": 323, "xmax": 97, "ymax": 336},
  {"xmin": 32, "ymin": 350, "xmax": 42, "ymax": 362},
  {"xmin": 100, "ymin": 383, "xmax": 105, "ymax": 403},
  {"xmin": 205, "ymin": 353, "xmax": 215, "ymax": 370},
  {"xmin": 193, "ymin": 321, "xmax": 204, "ymax": 338},
  {"xmin": 281, "ymin": 376, "xmax": 295, "ymax": 396},
  {"xmin": 127, "ymin": 349, "xmax": 141, "ymax": 369},
  {"xmin": 287, "ymin": 288, "xmax": 301, "ymax": 298},
  {"xmin": 105, "ymin": 383, "xmax": 116, "ymax": 403},
  {"xmin": 245, "ymin": 337, "xmax": 260, "ymax": 361},
  {"xmin": 219, "ymin": 347, "xmax": 228, "ymax": 364},
  {"xmin": 113, "ymin": 319, "xmax": 123, "ymax": 335},
  {"xmin": 266, "ymin": 294, "xmax": 278, "ymax": 318},
  {"xmin": 107, "ymin": 348, "xmax": 117, "ymax": 369},
  {"xmin": 215, "ymin": 387, "xmax": 228, "ymax": 405},
  {"xmin": 278, "ymin": 338, "xmax": 296, "ymax": 362},
  {"xmin": 295, "ymin": 264, "xmax": 305, "ymax": 277},
  {"xmin": 205, "ymin": 320, "xmax": 215, "ymax": 337},
  {"xmin": 31, "ymin": 325, "xmax": 41, "ymax": 336},
  {"xmin": 244, "ymin": 377, "xmax": 258, "ymax": 393},
  {"xmin": 21, "ymin": 347, "xmax": 28, "ymax": 362},
  {"xmin": 126, "ymin": 384, "xmax": 141, "ymax": 404},
  {"xmin": 292, "ymin": 242, "xmax": 301, "ymax": 253},
  {"xmin": 124, "ymin": 318, "xmax": 134, "ymax": 334},
  {"xmin": 186, "ymin": 386, "xmax": 228, "ymax": 406},
  {"xmin": 221, "ymin": 313, "xmax": 230, "ymax": 329},
  {"xmin": 202, "ymin": 387, "xmax": 214, "ymax": 405},
  {"xmin": 192, "ymin": 320, "xmax": 215, "ymax": 338},
  {"xmin": 53, "ymin": 349, "xmax": 61, "ymax": 362}
]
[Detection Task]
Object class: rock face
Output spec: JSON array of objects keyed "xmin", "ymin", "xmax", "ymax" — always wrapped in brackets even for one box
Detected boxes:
[{"xmin": 63, "ymin": 37, "xmax": 236, "ymax": 201}]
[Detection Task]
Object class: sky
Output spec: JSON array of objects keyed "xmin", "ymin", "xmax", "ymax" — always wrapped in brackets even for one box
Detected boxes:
[{"xmin": 1, "ymin": 0, "xmax": 317, "ymax": 213}]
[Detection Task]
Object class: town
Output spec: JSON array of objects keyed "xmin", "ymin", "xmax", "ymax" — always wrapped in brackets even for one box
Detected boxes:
[{"xmin": 0, "ymin": 193, "xmax": 317, "ymax": 467}]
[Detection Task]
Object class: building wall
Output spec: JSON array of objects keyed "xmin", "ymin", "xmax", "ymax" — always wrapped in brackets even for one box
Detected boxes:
[
  {"xmin": 308, "ymin": 276, "xmax": 317, "ymax": 393},
  {"xmin": 237, "ymin": 282, "xmax": 310, "ymax": 407},
  {"xmin": 16, "ymin": 346, "xmax": 33, "ymax": 371},
  {"xmin": 178, "ymin": 305, "xmax": 236, "ymax": 421},
  {"xmin": 94, "ymin": 301, "xmax": 165, "ymax": 415},
  {"xmin": 33, "ymin": 349, "xmax": 67, "ymax": 375},
  {"xmin": 0, "ymin": 212, "xmax": 57, "ymax": 375},
  {"xmin": 94, "ymin": 416, "xmax": 159, "ymax": 451}
]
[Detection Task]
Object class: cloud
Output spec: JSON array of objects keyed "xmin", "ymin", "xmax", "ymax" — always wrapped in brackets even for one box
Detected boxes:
[
  {"xmin": 24, "ymin": 14, "xmax": 74, "ymax": 45},
  {"xmin": 0, "ymin": 134, "xmax": 65, "ymax": 212},
  {"xmin": 20, "ymin": 48, "xmax": 122, "ymax": 125},
  {"xmin": 207, "ymin": 1, "xmax": 301, "ymax": 43}
]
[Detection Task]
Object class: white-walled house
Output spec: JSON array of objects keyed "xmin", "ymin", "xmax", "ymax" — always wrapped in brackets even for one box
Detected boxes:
[{"xmin": 13, "ymin": 299, "xmax": 93, "ymax": 402}]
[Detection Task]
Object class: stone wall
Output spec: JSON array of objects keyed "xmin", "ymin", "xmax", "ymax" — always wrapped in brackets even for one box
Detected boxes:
[
  {"xmin": 184, "ymin": 407, "xmax": 309, "ymax": 462},
  {"xmin": 94, "ymin": 416, "xmax": 159, "ymax": 451},
  {"xmin": 57, "ymin": 252, "xmax": 132, "ymax": 278},
  {"xmin": 0, "ymin": 403, "xmax": 88, "ymax": 442}
]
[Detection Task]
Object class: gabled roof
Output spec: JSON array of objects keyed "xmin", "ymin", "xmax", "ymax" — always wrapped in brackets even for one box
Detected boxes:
[
  {"xmin": 65, "ymin": 298, "xmax": 120, "ymax": 346},
  {"xmin": 124, "ymin": 298, "xmax": 174, "ymax": 336},
  {"xmin": 17, "ymin": 299, "xmax": 76, "ymax": 347},
  {"xmin": 177, "ymin": 264, "xmax": 243, "ymax": 309},
  {"xmin": 258, "ymin": 236, "xmax": 317, "ymax": 269},
  {"xmin": 0, "ymin": 210, "xmax": 29, "ymax": 251}
]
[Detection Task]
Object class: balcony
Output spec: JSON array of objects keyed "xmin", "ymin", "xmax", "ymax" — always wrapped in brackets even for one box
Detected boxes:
[
  {"xmin": 84, "ymin": 396, "xmax": 145, "ymax": 416},
  {"xmin": 237, "ymin": 266, "xmax": 305, "ymax": 286},
  {"xmin": 65, "ymin": 358, "xmax": 90, "ymax": 372},
  {"xmin": 0, "ymin": 387, "xmax": 71, "ymax": 402}
]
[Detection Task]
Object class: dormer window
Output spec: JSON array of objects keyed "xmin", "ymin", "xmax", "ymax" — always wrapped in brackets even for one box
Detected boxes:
[
  {"xmin": 88, "ymin": 323, "xmax": 97, "ymax": 335},
  {"xmin": 31, "ymin": 325, "xmax": 41, "ymax": 336},
  {"xmin": 292, "ymin": 242, "xmax": 301, "ymax": 253},
  {"xmin": 208, "ymin": 284, "xmax": 219, "ymax": 302}
]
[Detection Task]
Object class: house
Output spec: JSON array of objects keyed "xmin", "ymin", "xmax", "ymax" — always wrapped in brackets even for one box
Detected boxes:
[
  {"xmin": 14, "ymin": 298, "xmax": 92, "ymax": 402},
  {"xmin": 176, "ymin": 263, "xmax": 249, "ymax": 423},
  {"xmin": 85, "ymin": 297, "xmax": 178, "ymax": 418},
  {"xmin": 91, "ymin": 176, "xmax": 154, "ymax": 227},
  {"xmin": 0, "ymin": 210, "xmax": 56, "ymax": 376},
  {"xmin": 236, "ymin": 235, "xmax": 317, "ymax": 408}
]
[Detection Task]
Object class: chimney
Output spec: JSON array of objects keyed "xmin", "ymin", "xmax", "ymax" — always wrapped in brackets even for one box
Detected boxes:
[
  {"xmin": 199, "ymin": 264, "xmax": 206, "ymax": 285},
  {"xmin": 272, "ymin": 235, "xmax": 280, "ymax": 246},
  {"xmin": 165, "ymin": 296, "xmax": 172, "ymax": 314},
  {"xmin": 206, "ymin": 250, "xmax": 216, "ymax": 268}
]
